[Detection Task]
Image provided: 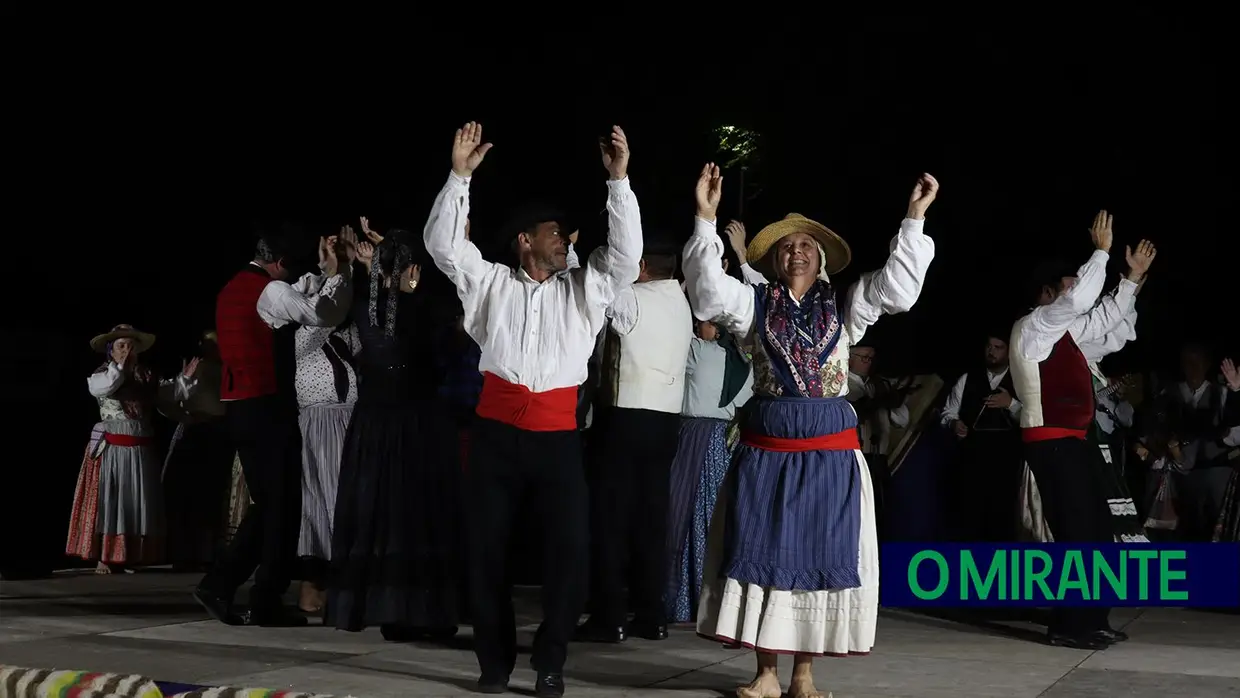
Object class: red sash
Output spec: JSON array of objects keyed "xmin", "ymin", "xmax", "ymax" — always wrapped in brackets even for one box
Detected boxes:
[
  {"xmin": 103, "ymin": 432, "xmax": 155, "ymax": 447},
  {"xmin": 475, "ymin": 372, "xmax": 578, "ymax": 432},
  {"xmin": 740, "ymin": 429, "xmax": 861, "ymax": 453},
  {"xmin": 1022, "ymin": 426, "xmax": 1087, "ymax": 443}
]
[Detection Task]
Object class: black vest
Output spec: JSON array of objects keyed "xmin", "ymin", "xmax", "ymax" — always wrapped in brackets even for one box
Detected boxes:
[{"xmin": 959, "ymin": 366, "xmax": 1018, "ymax": 432}]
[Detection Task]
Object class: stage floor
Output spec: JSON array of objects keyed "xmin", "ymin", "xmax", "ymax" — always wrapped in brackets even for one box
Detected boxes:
[{"xmin": 1, "ymin": 571, "xmax": 1236, "ymax": 697}]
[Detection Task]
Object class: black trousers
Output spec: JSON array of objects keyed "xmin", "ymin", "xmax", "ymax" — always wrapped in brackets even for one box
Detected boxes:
[
  {"xmin": 467, "ymin": 417, "xmax": 589, "ymax": 676},
  {"xmin": 199, "ymin": 394, "xmax": 302, "ymax": 609},
  {"xmin": 1024, "ymin": 437, "xmax": 1113, "ymax": 635},
  {"xmin": 588, "ymin": 407, "xmax": 681, "ymax": 627}
]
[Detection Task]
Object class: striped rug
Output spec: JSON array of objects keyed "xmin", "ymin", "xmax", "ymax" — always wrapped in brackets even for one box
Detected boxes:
[{"xmin": 0, "ymin": 666, "xmax": 341, "ymax": 698}]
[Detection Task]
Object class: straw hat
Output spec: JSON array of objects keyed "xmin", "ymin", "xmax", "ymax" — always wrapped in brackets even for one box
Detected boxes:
[
  {"xmin": 89, "ymin": 324, "xmax": 156, "ymax": 353},
  {"xmin": 745, "ymin": 213, "xmax": 852, "ymax": 276}
]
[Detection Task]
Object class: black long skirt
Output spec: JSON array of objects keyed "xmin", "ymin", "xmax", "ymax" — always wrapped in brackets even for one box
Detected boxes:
[{"xmin": 326, "ymin": 399, "xmax": 462, "ymax": 632}]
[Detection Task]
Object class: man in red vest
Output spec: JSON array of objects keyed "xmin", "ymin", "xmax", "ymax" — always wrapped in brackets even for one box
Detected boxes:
[
  {"xmin": 194, "ymin": 227, "xmax": 355, "ymax": 626},
  {"xmin": 424, "ymin": 122, "xmax": 642, "ymax": 697},
  {"xmin": 1008, "ymin": 210, "xmax": 1153, "ymax": 650}
]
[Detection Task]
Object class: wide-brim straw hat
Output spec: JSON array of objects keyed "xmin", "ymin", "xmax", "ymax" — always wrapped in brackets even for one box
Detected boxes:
[
  {"xmin": 745, "ymin": 213, "xmax": 852, "ymax": 276},
  {"xmin": 89, "ymin": 324, "xmax": 156, "ymax": 353}
]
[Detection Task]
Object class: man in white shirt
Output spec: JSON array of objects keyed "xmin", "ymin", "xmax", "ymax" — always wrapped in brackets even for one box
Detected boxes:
[
  {"xmin": 940, "ymin": 330, "xmax": 1024, "ymax": 542},
  {"xmin": 577, "ymin": 238, "xmax": 692, "ymax": 644},
  {"xmin": 195, "ymin": 227, "xmax": 354, "ymax": 628},
  {"xmin": 1007, "ymin": 210, "xmax": 1152, "ymax": 650},
  {"xmin": 424, "ymin": 122, "xmax": 642, "ymax": 697}
]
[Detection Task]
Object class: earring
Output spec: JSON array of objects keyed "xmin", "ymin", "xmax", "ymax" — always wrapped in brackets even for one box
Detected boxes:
[{"xmin": 408, "ymin": 279, "xmax": 417, "ymax": 289}]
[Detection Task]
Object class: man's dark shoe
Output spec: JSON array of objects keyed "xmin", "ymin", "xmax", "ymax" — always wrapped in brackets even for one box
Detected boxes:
[
  {"xmin": 1095, "ymin": 627, "xmax": 1129, "ymax": 642},
  {"xmin": 476, "ymin": 673, "xmax": 509, "ymax": 694},
  {"xmin": 1047, "ymin": 632, "xmax": 1111, "ymax": 650},
  {"xmin": 628, "ymin": 620, "xmax": 668, "ymax": 641},
  {"xmin": 534, "ymin": 673, "xmax": 564, "ymax": 697},
  {"xmin": 192, "ymin": 587, "xmax": 244, "ymax": 626},
  {"xmin": 573, "ymin": 618, "xmax": 625, "ymax": 643}
]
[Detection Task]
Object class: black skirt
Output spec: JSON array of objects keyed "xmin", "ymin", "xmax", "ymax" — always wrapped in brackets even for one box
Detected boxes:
[{"xmin": 326, "ymin": 398, "xmax": 462, "ymax": 631}]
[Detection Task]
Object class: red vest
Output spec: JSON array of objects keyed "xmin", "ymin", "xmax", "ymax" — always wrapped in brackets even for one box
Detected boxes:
[
  {"xmin": 1026, "ymin": 332, "xmax": 1094, "ymax": 441},
  {"xmin": 216, "ymin": 266, "xmax": 276, "ymax": 401}
]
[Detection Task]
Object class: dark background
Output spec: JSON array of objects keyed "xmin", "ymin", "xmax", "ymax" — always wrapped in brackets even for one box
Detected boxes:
[{"xmin": 7, "ymin": 19, "xmax": 1233, "ymax": 570}]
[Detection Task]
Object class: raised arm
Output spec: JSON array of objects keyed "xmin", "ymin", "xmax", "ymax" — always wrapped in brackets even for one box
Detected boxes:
[
  {"xmin": 257, "ymin": 230, "xmax": 356, "ymax": 329},
  {"xmin": 843, "ymin": 174, "xmax": 939, "ymax": 345},
  {"xmin": 1018, "ymin": 211, "xmax": 1115, "ymax": 362},
  {"xmin": 580, "ymin": 126, "xmax": 643, "ymax": 313},
  {"xmin": 1073, "ymin": 239, "xmax": 1155, "ymax": 353},
  {"xmin": 683, "ymin": 164, "xmax": 756, "ymax": 337},
  {"xmin": 424, "ymin": 122, "xmax": 499, "ymax": 294},
  {"xmin": 723, "ymin": 220, "xmax": 771, "ymax": 286}
]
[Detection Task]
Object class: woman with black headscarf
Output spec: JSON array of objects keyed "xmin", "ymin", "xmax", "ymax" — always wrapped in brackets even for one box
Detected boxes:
[{"xmin": 326, "ymin": 229, "xmax": 461, "ymax": 641}]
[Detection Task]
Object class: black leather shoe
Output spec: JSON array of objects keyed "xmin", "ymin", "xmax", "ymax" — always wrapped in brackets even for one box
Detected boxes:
[
  {"xmin": 1096, "ymin": 627, "xmax": 1129, "ymax": 642},
  {"xmin": 573, "ymin": 619, "xmax": 625, "ymax": 643},
  {"xmin": 628, "ymin": 620, "xmax": 668, "ymax": 640},
  {"xmin": 192, "ymin": 587, "xmax": 244, "ymax": 626},
  {"xmin": 246, "ymin": 605, "xmax": 309, "ymax": 627},
  {"xmin": 534, "ymin": 673, "xmax": 564, "ymax": 697},
  {"xmin": 1047, "ymin": 632, "xmax": 1111, "ymax": 650},
  {"xmin": 476, "ymin": 673, "xmax": 509, "ymax": 694}
]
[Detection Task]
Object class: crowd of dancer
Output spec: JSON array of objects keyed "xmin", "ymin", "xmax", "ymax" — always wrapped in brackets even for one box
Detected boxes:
[{"xmin": 64, "ymin": 123, "xmax": 1238, "ymax": 698}]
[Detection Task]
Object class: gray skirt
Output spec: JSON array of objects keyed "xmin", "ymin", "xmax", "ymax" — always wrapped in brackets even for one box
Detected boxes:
[
  {"xmin": 96, "ymin": 419, "xmax": 164, "ymax": 564},
  {"xmin": 298, "ymin": 403, "xmax": 354, "ymax": 559}
]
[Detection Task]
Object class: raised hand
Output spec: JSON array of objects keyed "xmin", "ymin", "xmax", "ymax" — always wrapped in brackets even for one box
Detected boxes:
[
  {"xmin": 319, "ymin": 236, "xmax": 339, "ymax": 276},
  {"xmin": 452, "ymin": 122, "xmax": 492, "ymax": 178},
  {"xmin": 1124, "ymin": 239, "xmax": 1156, "ymax": 279},
  {"xmin": 600, "ymin": 125, "xmax": 630, "ymax": 181},
  {"xmin": 1222, "ymin": 358, "xmax": 1239, "ymax": 391},
  {"xmin": 724, "ymin": 220, "xmax": 747, "ymax": 257},
  {"xmin": 356, "ymin": 241, "xmax": 375, "ymax": 269},
  {"xmin": 359, "ymin": 216, "xmax": 383, "ymax": 245},
  {"xmin": 182, "ymin": 357, "xmax": 201, "ymax": 378},
  {"xmin": 1090, "ymin": 210, "xmax": 1114, "ymax": 252},
  {"xmin": 695, "ymin": 163, "xmax": 723, "ymax": 221},
  {"xmin": 336, "ymin": 225, "xmax": 359, "ymax": 264},
  {"xmin": 906, "ymin": 173, "xmax": 939, "ymax": 220},
  {"xmin": 568, "ymin": 229, "xmax": 579, "ymax": 246}
]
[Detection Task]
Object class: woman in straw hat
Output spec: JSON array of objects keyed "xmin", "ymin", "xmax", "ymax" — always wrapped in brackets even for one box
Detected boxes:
[
  {"xmin": 67, "ymin": 324, "xmax": 201, "ymax": 573},
  {"xmin": 683, "ymin": 164, "xmax": 938, "ymax": 698}
]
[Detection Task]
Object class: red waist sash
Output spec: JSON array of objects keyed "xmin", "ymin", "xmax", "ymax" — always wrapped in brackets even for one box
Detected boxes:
[
  {"xmin": 1022, "ymin": 426, "xmax": 1088, "ymax": 443},
  {"xmin": 741, "ymin": 429, "xmax": 861, "ymax": 453},
  {"xmin": 475, "ymin": 372, "xmax": 578, "ymax": 432},
  {"xmin": 103, "ymin": 432, "xmax": 155, "ymax": 447}
]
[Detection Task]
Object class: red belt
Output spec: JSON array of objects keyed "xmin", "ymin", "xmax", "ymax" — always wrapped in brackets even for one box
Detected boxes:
[
  {"xmin": 1022, "ymin": 426, "xmax": 1088, "ymax": 443},
  {"xmin": 103, "ymin": 432, "xmax": 155, "ymax": 447},
  {"xmin": 475, "ymin": 372, "xmax": 578, "ymax": 432},
  {"xmin": 741, "ymin": 429, "xmax": 861, "ymax": 453}
]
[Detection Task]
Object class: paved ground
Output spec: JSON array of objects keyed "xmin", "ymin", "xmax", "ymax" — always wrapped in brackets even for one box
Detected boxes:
[{"xmin": 1, "ymin": 571, "xmax": 1237, "ymax": 697}]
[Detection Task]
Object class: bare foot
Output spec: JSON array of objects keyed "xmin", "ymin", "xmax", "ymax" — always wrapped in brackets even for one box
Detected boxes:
[
  {"xmin": 298, "ymin": 582, "xmax": 325, "ymax": 613},
  {"xmin": 736, "ymin": 672, "xmax": 781, "ymax": 698},
  {"xmin": 789, "ymin": 674, "xmax": 829, "ymax": 698},
  {"xmin": 94, "ymin": 562, "xmax": 112, "ymax": 575}
]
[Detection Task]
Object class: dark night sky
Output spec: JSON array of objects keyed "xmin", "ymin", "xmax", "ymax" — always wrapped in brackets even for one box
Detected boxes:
[
  {"xmin": 4, "ymin": 15, "xmax": 1233, "ymax": 567},
  {"xmin": 12, "ymin": 18, "xmax": 1234, "ymax": 410}
]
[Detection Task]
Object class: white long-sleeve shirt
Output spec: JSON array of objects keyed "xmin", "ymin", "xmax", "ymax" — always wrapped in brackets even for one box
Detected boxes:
[
  {"xmin": 424, "ymin": 172, "xmax": 643, "ymax": 393},
  {"xmin": 939, "ymin": 368, "xmax": 1023, "ymax": 426},
  {"xmin": 1016, "ymin": 250, "xmax": 1137, "ymax": 364},
  {"xmin": 251, "ymin": 261, "xmax": 353, "ymax": 330},
  {"xmin": 683, "ymin": 216, "xmax": 934, "ymax": 356}
]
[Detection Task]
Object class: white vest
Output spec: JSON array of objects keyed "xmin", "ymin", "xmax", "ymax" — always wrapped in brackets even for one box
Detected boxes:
[{"xmin": 613, "ymin": 279, "xmax": 693, "ymax": 414}]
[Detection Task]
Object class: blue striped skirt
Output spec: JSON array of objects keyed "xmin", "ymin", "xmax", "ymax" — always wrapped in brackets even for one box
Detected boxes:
[{"xmin": 722, "ymin": 396, "xmax": 862, "ymax": 592}]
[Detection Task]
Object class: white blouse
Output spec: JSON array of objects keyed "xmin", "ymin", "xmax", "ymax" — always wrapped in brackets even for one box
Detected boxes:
[{"xmin": 423, "ymin": 172, "xmax": 643, "ymax": 393}]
